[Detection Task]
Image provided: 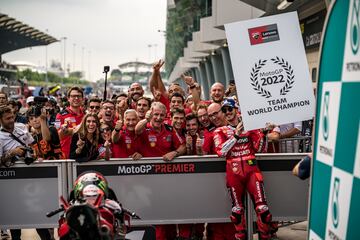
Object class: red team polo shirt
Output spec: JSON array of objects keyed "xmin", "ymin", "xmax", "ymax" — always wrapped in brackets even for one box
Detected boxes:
[
  {"xmin": 55, "ymin": 107, "xmax": 84, "ymax": 159},
  {"xmin": 140, "ymin": 123, "xmax": 184, "ymax": 157},
  {"xmin": 201, "ymin": 127, "xmax": 215, "ymax": 154},
  {"xmin": 112, "ymin": 126, "xmax": 143, "ymax": 158}
]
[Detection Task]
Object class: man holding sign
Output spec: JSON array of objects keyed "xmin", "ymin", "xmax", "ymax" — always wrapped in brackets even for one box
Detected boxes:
[{"xmin": 213, "ymin": 99, "xmax": 278, "ymax": 240}]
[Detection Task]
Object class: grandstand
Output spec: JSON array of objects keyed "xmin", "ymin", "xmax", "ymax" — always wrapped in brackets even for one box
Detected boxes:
[{"xmin": 0, "ymin": 13, "xmax": 57, "ymax": 85}]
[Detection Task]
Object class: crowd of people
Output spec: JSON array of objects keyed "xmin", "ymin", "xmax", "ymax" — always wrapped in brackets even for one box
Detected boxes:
[{"xmin": 0, "ymin": 59, "xmax": 311, "ymax": 240}]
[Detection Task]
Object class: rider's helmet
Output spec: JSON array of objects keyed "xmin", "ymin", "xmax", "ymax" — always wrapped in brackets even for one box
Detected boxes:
[{"xmin": 73, "ymin": 171, "xmax": 109, "ymax": 202}]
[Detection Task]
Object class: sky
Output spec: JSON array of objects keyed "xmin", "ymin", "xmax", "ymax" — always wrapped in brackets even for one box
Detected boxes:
[{"xmin": 0, "ymin": 0, "xmax": 167, "ymax": 81}]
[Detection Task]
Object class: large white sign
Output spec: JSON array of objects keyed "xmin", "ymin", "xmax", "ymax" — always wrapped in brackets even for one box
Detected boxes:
[{"xmin": 225, "ymin": 12, "xmax": 315, "ymax": 130}]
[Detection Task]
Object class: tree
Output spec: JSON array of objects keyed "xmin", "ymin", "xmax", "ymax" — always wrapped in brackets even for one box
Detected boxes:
[{"xmin": 111, "ymin": 69, "xmax": 122, "ymax": 77}]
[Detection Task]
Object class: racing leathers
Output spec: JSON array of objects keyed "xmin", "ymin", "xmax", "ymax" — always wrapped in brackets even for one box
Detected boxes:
[{"xmin": 213, "ymin": 126, "xmax": 277, "ymax": 240}]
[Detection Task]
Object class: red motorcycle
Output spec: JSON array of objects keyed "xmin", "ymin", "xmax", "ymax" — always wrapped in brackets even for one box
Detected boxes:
[{"xmin": 47, "ymin": 171, "xmax": 140, "ymax": 240}]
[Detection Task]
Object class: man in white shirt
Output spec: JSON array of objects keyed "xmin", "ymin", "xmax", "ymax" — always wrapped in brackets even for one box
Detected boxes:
[{"xmin": 0, "ymin": 105, "xmax": 34, "ymax": 167}]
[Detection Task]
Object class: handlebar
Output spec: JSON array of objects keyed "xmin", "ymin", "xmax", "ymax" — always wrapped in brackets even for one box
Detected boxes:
[
  {"xmin": 122, "ymin": 208, "xmax": 140, "ymax": 220},
  {"xmin": 46, "ymin": 206, "xmax": 64, "ymax": 218}
]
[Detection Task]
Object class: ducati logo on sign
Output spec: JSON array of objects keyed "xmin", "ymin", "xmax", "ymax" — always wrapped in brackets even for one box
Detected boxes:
[{"xmin": 248, "ymin": 24, "xmax": 280, "ymax": 45}]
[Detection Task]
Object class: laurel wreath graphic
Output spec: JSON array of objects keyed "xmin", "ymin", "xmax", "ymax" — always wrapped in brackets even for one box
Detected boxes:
[
  {"xmin": 271, "ymin": 56, "xmax": 295, "ymax": 96},
  {"xmin": 250, "ymin": 59, "xmax": 272, "ymax": 98},
  {"xmin": 250, "ymin": 57, "xmax": 295, "ymax": 98}
]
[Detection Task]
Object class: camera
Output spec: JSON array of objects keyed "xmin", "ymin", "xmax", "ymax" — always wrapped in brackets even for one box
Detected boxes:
[
  {"xmin": 28, "ymin": 96, "xmax": 48, "ymax": 117},
  {"xmin": 12, "ymin": 146, "xmax": 35, "ymax": 165},
  {"xmin": 103, "ymin": 66, "xmax": 110, "ymax": 73}
]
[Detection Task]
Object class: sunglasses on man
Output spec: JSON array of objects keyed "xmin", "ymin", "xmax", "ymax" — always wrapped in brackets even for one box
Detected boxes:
[
  {"xmin": 221, "ymin": 106, "xmax": 234, "ymax": 113},
  {"xmin": 100, "ymin": 127, "xmax": 111, "ymax": 133}
]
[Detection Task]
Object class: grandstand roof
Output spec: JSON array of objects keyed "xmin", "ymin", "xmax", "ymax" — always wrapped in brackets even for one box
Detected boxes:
[
  {"xmin": 0, "ymin": 13, "xmax": 58, "ymax": 55},
  {"xmin": 118, "ymin": 61, "xmax": 153, "ymax": 69}
]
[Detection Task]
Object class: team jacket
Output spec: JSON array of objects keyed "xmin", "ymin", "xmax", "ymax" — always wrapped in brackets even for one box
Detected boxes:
[{"xmin": 213, "ymin": 126, "xmax": 267, "ymax": 161}]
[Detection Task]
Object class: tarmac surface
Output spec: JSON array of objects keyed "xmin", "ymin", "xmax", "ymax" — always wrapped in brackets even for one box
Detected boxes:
[{"xmin": 3, "ymin": 221, "xmax": 308, "ymax": 240}]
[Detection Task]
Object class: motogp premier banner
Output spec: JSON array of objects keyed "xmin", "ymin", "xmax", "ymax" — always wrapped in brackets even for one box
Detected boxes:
[{"xmin": 225, "ymin": 12, "xmax": 315, "ymax": 130}]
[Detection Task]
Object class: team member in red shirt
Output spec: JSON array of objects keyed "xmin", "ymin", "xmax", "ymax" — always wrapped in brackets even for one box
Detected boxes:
[
  {"xmin": 170, "ymin": 108, "xmax": 186, "ymax": 142},
  {"xmin": 56, "ymin": 87, "xmax": 85, "ymax": 158},
  {"xmin": 115, "ymin": 93, "xmax": 128, "ymax": 120},
  {"xmin": 169, "ymin": 92, "xmax": 184, "ymax": 110},
  {"xmin": 135, "ymin": 101, "xmax": 185, "ymax": 160},
  {"xmin": 112, "ymin": 109, "xmax": 142, "ymax": 160},
  {"xmin": 213, "ymin": 105, "xmax": 277, "ymax": 240},
  {"xmin": 185, "ymin": 113, "xmax": 205, "ymax": 156},
  {"xmin": 150, "ymin": 60, "xmax": 186, "ymax": 111},
  {"xmin": 135, "ymin": 101, "xmax": 185, "ymax": 240},
  {"xmin": 100, "ymin": 100, "xmax": 116, "ymax": 129},
  {"xmin": 162, "ymin": 93, "xmax": 186, "ymax": 125},
  {"xmin": 128, "ymin": 82, "xmax": 145, "ymax": 108},
  {"xmin": 193, "ymin": 82, "xmax": 226, "ymax": 106},
  {"xmin": 197, "ymin": 104, "xmax": 214, "ymax": 131},
  {"xmin": 135, "ymin": 97, "xmax": 152, "ymax": 120},
  {"xmin": 199, "ymin": 102, "xmax": 229, "ymax": 158}
]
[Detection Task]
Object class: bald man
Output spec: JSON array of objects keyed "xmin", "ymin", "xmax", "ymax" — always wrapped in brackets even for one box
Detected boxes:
[
  {"xmin": 199, "ymin": 82, "xmax": 225, "ymax": 106},
  {"xmin": 207, "ymin": 103, "xmax": 227, "ymax": 128},
  {"xmin": 210, "ymin": 83, "xmax": 225, "ymax": 103},
  {"xmin": 128, "ymin": 82, "xmax": 145, "ymax": 109}
]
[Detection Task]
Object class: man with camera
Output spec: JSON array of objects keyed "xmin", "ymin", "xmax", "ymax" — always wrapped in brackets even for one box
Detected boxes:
[
  {"xmin": 27, "ymin": 106, "xmax": 65, "ymax": 160},
  {"xmin": 0, "ymin": 105, "xmax": 34, "ymax": 167},
  {"xmin": 44, "ymin": 96, "xmax": 59, "ymax": 126}
]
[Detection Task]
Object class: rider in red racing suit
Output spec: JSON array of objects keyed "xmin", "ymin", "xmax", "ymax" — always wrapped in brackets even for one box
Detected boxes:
[{"xmin": 213, "ymin": 122, "xmax": 277, "ymax": 240}]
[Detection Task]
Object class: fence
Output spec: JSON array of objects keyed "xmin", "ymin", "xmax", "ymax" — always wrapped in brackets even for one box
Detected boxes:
[
  {"xmin": 0, "ymin": 160, "xmax": 68, "ymax": 229},
  {"xmin": 273, "ymin": 136, "xmax": 312, "ymax": 153},
  {"xmin": 0, "ymin": 154, "xmax": 309, "ymax": 239}
]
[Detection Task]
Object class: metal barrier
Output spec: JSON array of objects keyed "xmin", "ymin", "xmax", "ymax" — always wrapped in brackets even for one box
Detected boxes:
[
  {"xmin": 0, "ymin": 154, "xmax": 309, "ymax": 236},
  {"xmin": 70, "ymin": 156, "xmax": 231, "ymax": 225},
  {"xmin": 0, "ymin": 160, "xmax": 70, "ymax": 229},
  {"xmin": 277, "ymin": 136, "xmax": 312, "ymax": 153},
  {"xmin": 70, "ymin": 154, "xmax": 309, "ymax": 227}
]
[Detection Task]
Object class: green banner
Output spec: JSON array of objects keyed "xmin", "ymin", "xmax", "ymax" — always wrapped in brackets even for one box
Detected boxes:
[{"xmin": 309, "ymin": 0, "xmax": 360, "ymax": 239}]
